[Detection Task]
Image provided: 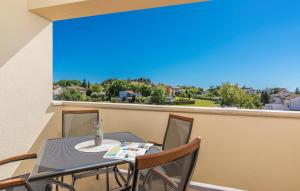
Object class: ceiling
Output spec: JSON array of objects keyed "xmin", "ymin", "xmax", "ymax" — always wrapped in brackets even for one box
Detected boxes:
[{"xmin": 29, "ymin": 0, "xmax": 208, "ymax": 21}]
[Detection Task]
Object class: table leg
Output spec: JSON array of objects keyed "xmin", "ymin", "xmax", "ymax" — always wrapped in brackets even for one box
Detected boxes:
[
  {"xmin": 106, "ymin": 167, "xmax": 110, "ymax": 191},
  {"xmin": 126, "ymin": 163, "xmax": 134, "ymax": 187},
  {"xmin": 50, "ymin": 178, "xmax": 76, "ymax": 191},
  {"xmin": 113, "ymin": 166, "xmax": 123, "ymax": 187},
  {"xmin": 115, "ymin": 168, "xmax": 127, "ymax": 185},
  {"xmin": 55, "ymin": 177, "xmax": 59, "ymax": 191}
]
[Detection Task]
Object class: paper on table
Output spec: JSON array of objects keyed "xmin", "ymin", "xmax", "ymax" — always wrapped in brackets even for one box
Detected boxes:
[{"xmin": 104, "ymin": 142, "xmax": 153, "ymax": 162}]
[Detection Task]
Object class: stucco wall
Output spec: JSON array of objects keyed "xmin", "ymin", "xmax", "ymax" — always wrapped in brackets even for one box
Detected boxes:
[
  {"xmin": 61, "ymin": 103, "xmax": 300, "ymax": 191},
  {"xmin": 0, "ymin": 0, "xmax": 60, "ymax": 180}
]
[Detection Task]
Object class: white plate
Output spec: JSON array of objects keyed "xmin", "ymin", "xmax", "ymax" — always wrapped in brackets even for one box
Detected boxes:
[{"xmin": 74, "ymin": 139, "xmax": 121, "ymax": 153}]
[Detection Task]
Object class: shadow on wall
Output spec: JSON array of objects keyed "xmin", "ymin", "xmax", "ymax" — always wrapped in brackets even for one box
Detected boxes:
[
  {"xmin": 12, "ymin": 105, "xmax": 63, "ymax": 177},
  {"xmin": 0, "ymin": 0, "xmax": 50, "ymax": 68},
  {"xmin": 0, "ymin": 19, "xmax": 53, "ymax": 180}
]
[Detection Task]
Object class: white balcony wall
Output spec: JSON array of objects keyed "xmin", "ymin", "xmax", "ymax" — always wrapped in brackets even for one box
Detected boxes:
[
  {"xmin": 61, "ymin": 102, "xmax": 300, "ymax": 191},
  {"xmin": 0, "ymin": 0, "xmax": 61, "ymax": 180}
]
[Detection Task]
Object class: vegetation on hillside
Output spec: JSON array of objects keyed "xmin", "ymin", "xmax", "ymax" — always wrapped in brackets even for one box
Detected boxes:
[{"xmin": 54, "ymin": 78, "xmax": 270, "ymax": 109}]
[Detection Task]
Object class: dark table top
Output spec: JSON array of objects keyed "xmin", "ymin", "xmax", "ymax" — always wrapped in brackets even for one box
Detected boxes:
[{"xmin": 29, "ymin": 132, "xmax": 157, "ymax": 181}]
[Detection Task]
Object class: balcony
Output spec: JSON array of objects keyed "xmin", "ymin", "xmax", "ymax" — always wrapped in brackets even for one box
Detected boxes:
[
  {"xmin": 1, "ymin": 0, "xmax": 300, "ymax": 191},
  {"xmin": 2, "ymin": 100, "xmax": 299, "ymax": 191}
]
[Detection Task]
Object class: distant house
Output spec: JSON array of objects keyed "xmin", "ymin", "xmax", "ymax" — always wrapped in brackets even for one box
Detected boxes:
[
  {"xmin": 152, "ymin": 84, "xmax": 176, "ymax": 97},
  {"xmin": 165, "ymin": 85, "xmax": 175, "ymax": 97},
  {"xmin": 172, "ymin": 87, "xmax": 181, "ymax": 95},
  {"xmin": 285, "ymin": 95, "xmax": 300, "ymax": 111},
  {"xmin": 242, "ymin": 87, "xmax": 256, "ymax": 94},
  {"xmin": 76, "ymin": 86, "xmax": 87, "ymax": 94},
  {"xmin": 119, "ymin": 90, "xmax": 140, "ymax": 101},
  {"xmin": 264, "ymin": 92, "xmax": 300, "ymax": 111},
  {"xmin": 277, "ymin": 88, "xmax": 289, "ymax": 94},
  {"xmin": 53, "ymin": 86, "xmax": 62, "ymax": 100}
]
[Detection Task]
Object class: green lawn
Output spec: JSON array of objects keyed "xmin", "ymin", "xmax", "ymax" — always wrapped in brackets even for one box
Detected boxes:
[{"xmin": 181, "ymin": 99, "xmax": 219, "ymax": 107}]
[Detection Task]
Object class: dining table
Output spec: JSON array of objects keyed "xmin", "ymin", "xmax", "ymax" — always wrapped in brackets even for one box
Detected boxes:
[{"xmin": 28, "ymin": 132, "xmax": 158, "ymax": 191}]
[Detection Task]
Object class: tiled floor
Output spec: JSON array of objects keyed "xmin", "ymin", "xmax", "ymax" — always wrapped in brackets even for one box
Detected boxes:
[{"xmin": 54, "ymin": 175, "xmax": 203, "ymax": 191}]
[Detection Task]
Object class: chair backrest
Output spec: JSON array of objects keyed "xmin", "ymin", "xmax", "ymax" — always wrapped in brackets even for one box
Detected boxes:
[
  {"xmin": 62, "ymin": 110, "xmax": 99, "ymax": 137},
  {"xmin": 162, "ymin": 114, "xmax": 194, "ymax": 151},
  {"xmin": 132, "ymin": 137, "xmax": 201, "ymax": 191}
]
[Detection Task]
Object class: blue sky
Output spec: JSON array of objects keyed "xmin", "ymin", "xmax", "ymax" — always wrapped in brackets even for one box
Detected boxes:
[{"xmin": 54, "ymin": 0, "xmax": 300, "ymax": 90}]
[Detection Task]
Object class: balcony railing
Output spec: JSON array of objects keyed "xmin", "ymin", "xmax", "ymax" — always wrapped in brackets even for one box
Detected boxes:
[{"xmin": 5, "ymin": 101, "xmax": 300, "ymax": 191}]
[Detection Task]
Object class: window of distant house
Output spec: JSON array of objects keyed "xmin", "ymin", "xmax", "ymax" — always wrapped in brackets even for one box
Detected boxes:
[{"xmin": 53, "ymin": 1, "xmax": 300, "ymax": 112}]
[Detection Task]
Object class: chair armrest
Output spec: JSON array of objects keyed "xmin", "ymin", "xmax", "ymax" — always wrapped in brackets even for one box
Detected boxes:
[
  {"xmin": 147, "ymin": 141, "xmax": 163, "ymax": 147},
  {"xmin": 0, "ymin": 178, "xmax": 26, "ymax": 189},
  {"xmin": 0, "ymin": 153, "xmax": 37, "ymax": 166}
]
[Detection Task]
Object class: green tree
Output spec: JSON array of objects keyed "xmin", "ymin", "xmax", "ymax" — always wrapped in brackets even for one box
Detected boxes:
[
  {"xmin": 242, "ymin": 94, "xmax": 262, "ymax": 109},
  {"xmin": 86, "ymin": 89, "xmax": 92, "ymax": 96},
  {"xmin": 82, "ymin": 79, "xmax": 87, "ymax": 88},
  {"xmin": 128, "ymin": 83, "xmax": 140, "ymax": 92},
  {"xmin": 58, "ymin": 87, "xmax": 85, "ymax": 101},
  {"xmin": 186, "ymin": 89, "xmax": 193, "ymax": 100},
  {"xmin": 132, "ymin": 78, "xmax": 151, "ymax": 85},
  {"xmin": 101, "ymin": 78, "xmax": 117, "ymax": 86},
  {"xmin": 177, "ymin": 86, "xmax": 203, "ymax": 99},
  {"xmin": 91, "ymin": 84, "xmax": 102, "ymax": 93},
  {"xmin": 261, "ymin": 91, "xmax": 271, "ymax": 105},
  {"xmin": 196, "ymin": 88, "xmax": 204, "ymax": 95},
  {"xmin": 218, "ymin": 83, "xmax": 244, "ymax": 107},
  {"xmin": 218, "ymin": 83, "xmax": 261, "ymax": 109},
  {"xmin": 139, "ymin": 85, "xmax": 152, "ymax": 97},
  {"xmin": 178, "ymin": 91, "xmax": 186, "ymax": 98},
  {"xmin": 56, "ymin": 80, "xmax": 81, "ymax": 87},
  {"xmin": 150, "ymin": 88, "xmax": 166, "ymax": 104},
  {"xmin": 91, "ymin": 92, "xmax": 105, "ymax": 101},
  {"xmin": 295, "ymin": 87, "xmax": 300, "ymax": 94},
  {"xmin": 207, "ymin": 85, "xmax": 220, "ymax": 98},
  {"xmin": 105, "ymin": 80, "xmax": 128, "ymax": 99}
]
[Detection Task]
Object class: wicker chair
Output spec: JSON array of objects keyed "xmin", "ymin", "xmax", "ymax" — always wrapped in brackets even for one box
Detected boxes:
[
  {"xmin": 62, "ymin": 110, "xmax": 99, "ymax": 138},
  {"xmin": 62, "ymin": 110, "xmax": 122, "ymax": 190},
  {"xmin": 149, "ymin": 114, "xmax": 194, "ymax": 151},
  {"xmin": 118, "ymin": 137, "xmax": 201, "ymax": 191},
  {"xmin": 0, "ymin": 153, "xmax": 52, "ymax": 191},
  {"xmin": 62, "ymin": 110, "xmax": 104, "ymax": 185}
]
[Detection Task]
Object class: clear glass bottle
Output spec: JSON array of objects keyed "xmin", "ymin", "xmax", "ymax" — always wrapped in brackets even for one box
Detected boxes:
[{"xmin": 95, "ymin": 119, "xmax": 103, "ymax": 146}]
